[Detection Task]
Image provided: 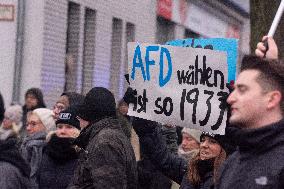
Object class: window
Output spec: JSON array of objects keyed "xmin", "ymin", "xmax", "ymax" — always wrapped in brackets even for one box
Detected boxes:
[
  {"xmin": 156, "ymin": 16, "xmax": 175, "ymax": 44},
  {"xmin": 65, "ymin": 2, "xmax": 80, "ymax": 92},
  {"xmin": 109, "ymin": 18, "xmax": 123, "ymax": 98},
  {"xmin": 81, "ymin": 8, "xmax": 96, "ymax": 94},
  {"xmin": 120, "ymin": 22, "xmax": 135, "ymax": 96}
]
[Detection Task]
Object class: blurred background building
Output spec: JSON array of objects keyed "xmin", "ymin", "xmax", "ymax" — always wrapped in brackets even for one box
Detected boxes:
[{"xmin": 0, "ymin": 0, "xmax": 250, "ymax": 107}]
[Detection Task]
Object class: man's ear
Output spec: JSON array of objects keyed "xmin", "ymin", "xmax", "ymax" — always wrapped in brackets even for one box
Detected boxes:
[{"xmin": 267, "ymin": 91, "xmax": 282, "ymax": 110}]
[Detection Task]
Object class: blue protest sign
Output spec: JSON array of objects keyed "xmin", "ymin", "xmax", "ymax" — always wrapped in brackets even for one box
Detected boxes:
[{"xmin": 166, "ymin": 38, "xmax": 238, "ymax": 82}]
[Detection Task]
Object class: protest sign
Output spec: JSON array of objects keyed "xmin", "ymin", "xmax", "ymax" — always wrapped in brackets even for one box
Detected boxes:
[
  {"xmin": 127, "ymin": 43, "xmax": 229, "ymax": 134},
  {"xmin": 166, "ymin": 38, "xmax": 238, "ymax": 82}
]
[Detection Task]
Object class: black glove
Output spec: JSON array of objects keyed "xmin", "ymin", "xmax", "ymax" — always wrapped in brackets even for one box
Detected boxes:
[
  {"xmin": 123, "ymin": 87, "xmax": 137, "ymax": 105},
  {"xmin": 132, "ymin": 117, "xmax": 158, "ymax": 137}
]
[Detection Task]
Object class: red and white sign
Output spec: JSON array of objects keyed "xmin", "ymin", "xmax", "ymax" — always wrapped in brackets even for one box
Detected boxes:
[
  {"xmin": 157, "ymin": 0, "xmax": 172, "ymax": 20},
  {"xmin": 157, "ymin": 0, "xmax": 241, "ymax": 39}
]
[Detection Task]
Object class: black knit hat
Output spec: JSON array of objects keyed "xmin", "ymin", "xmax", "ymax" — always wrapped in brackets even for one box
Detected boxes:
[
  {"xmin": 77, "ymin": 87, "xmax": 116, "ymax": 122},
  {"xmin": 200, "ymin": 131, "xmax": 236, "ymax": 155},
  {"xmin": 56, "ymin": 106, "xmax": 80, "ymax": 130}
]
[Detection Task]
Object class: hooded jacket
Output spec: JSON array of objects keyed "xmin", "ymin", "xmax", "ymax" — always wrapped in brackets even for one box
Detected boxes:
[
  {"xmin": 0, "ymin": 137, "xmax": 31, "ymax": 189},
  {"xmin": 68, "ymin": 117, "xmax": 138, "ymax": 189},
  {"xmin": 38, "ymin": 134, "xmax": 78, "ymax": 189},
  {"xmin": 216, "ymin": 119, "xmax": 284, "ymax": 189}
]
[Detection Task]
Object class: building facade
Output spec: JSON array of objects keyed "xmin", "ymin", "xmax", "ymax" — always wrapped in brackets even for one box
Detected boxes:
[{"xmin": 0, "ymin": 0, "xmax": 249, "ymax": 107}]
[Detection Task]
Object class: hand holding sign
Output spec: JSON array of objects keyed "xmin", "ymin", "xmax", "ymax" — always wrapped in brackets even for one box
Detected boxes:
[
  {"xmin": 127, "ymin": 43, "xmax": 229, "ymax": 134},
  {"xmin": 123, "ymin": 87, "xmax": 137, "ymax": 105},
  {"xmin": 255, "ymin": 36, "xmax": 278, "ymax": 60}
]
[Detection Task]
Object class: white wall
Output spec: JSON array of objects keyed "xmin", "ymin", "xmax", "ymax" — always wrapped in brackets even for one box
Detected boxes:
[
  {"xmin": 20, "ymin": 0, "xmax": 45, "ymax": 104},
  {"xmin": 0, "ymin": 0, "xmax": 17, "ymax": 107},
  {"xmin": 40, "ymin": 0, "xmax": 157, "ymax": 106}
]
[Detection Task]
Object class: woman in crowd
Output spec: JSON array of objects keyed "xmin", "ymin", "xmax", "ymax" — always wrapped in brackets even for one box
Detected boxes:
[
  {"xmin": 0, "ymin": 98, "xmax": 30, "ymax": 189},
  {"xmin": 178, "ymin": 128, "xmax": 202, "ymax": 161},
  {"xmin": 22, "ymin": 88, "xmax": 46, "ymax": 136},
  {"xmin": 20, "ymin": 108, "xmax": 55, "ymax": 188},
  {"xmin": 38, "ymin": 106, "xmax": 80, "ymax": 189},
  {"xmin": 53, "ymin": 92, "xmax": 84, "ymax": 120},
  {"xmin": 0, "ymin": 104, "xmax": 23, "ymax": 141},
  {"xmin": 132, "ymin": 118, "xmax": 235, "ymax": 189}
]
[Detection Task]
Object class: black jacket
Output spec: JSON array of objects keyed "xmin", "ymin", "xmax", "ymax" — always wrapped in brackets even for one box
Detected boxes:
[
  {"xmin": 216, "ymin": 119, "xmax": 284, "ymax": 189},
  {"xmin": 138, "ymin": 126, "xmax": 187, "ymax": 183},
  {"xmin": 137, "ymin": 125, "xmax": 215, "ymax": 189},
  {"xmin": 38, "ymin": 135, "xmax": 78, "ymax": 189},
  {"xmin": 137, "ymin": 158, "xmax": 172, "ymax": 189},
  {"xmin": 69, "ymin": 117, "xmax": 138, "ymax": 189},
  {"xmin": 180, "ymin": 171, "xmax": 214, "ymax": 189},
  {"xmin": 137, "ymin": 125, "xmax": 178, "ymax": 189},
  {"xmin": 0, "ymin": 137, "xmax": 31, "ymax": 189}
]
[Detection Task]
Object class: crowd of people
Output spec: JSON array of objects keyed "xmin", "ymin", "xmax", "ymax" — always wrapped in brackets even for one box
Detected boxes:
[{"xmin": 0, "ymin": 36, "xmax": 283, "ymax": 189}]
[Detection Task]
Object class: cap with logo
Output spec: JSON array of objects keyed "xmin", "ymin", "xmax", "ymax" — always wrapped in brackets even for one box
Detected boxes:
[{"xmin": 55, "ymin": 106, "xmax": 80, "ymax": 130}]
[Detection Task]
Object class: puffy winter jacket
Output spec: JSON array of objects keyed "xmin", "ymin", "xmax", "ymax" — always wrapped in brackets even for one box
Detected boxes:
[{"xmin": 68, "ymin": 117, "xmax": 138, "ymax": 189}]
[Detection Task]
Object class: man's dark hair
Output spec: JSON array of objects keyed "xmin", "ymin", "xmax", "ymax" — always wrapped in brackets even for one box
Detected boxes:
[{"xmin": 241, "ymin": 55, "xmax": 284, "ymax": 114}]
